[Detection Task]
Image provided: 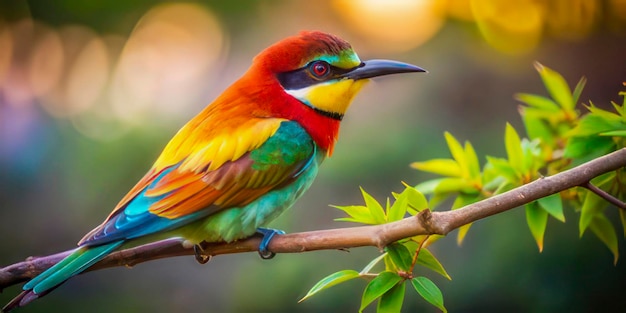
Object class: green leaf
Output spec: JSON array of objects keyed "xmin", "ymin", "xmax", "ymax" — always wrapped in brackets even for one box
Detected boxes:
[
  {"xmin": 360, "ymin": 272, "xmax": 403, "ymax": 313},
  {"xmin": 572, "ymin": 112, "xmax": 624, "ymax": 136},
  {"xmin": 361, "ymin": 253, "xmax": 387, "ymax": 275},
  {"xmin": 333, "ymin": 205, "xmax": 377, "ymax": 225},
  {"xmin": 394, "ymin": 185, "xmax": 428, "ymax": 215},
  {"xmin": 520, "ymin": 106, "xmax": 563, "ymax": 121},
  {"xmin": 564, "ymin": 135, "xmax": 615, "ymax": 161},
  {"xmin": 505, "ymin": 123, "xmax": 525, "ymax": 173},
  {"xmin": 452, "ymin": 194, "xmax": 481, "ymax": 245},
  {"xmin": 333, "ymin": 217, "xmax": 367, "ymax": 223},
  {"xmin": 537, "ymin": 193, "xmax": 565, "ymax": 222},
  {"xmin": 589, "ymin": 214, "xmax": 619, "ymax": 264},
  {"xmin": 619, "ymin": 210, "xmax": 626, "ymax": 237},
  {"xmin": 417, "ymin": 248, "xmax": 452, "ymax": 280},
  {"xmin": 299, "ymin": 270, "xmax": 360, "ymax": 302},
  {"xmin": 411, "ymin": 276, "xmax": 447, "ymax": 312},
  {"xmin": 361, "ymin": 187, "xmax": 386, "ymax": 224},
  {"xmin": 444, "ymin": 132, "xmax": 469, "ymax": 178},
  {"xmin": 464, "ymin": 141, "xmax": 481, "ymax": 180},
  {"xmin": 521, "ymin": 110, "xmax": 555, "ymax": 146},
  {"xmin": 579, "ymin": 191, "xmax": 606, "ymax": 237},
  {"xmin": 411, "ymin": 159, "xmax": 461, "ymax": 177},
  {"xmin": 482, "ymin": 175, "xmax": 506, "ymax": 193},
  {"xmin": 428, "ymin": 192, "xmax": 455, "ymax": 211},
  {"xmin": 571, "ymin": 76, "xmax": 587, "ymax": 105},
  {"xmin": 415, "ymin": 178, "xmax": 444, "ymax": 195},
  {"xmin": 486, "ymin": 156, "xmax": 519, "ymax": 184},
  {"xmin": 434, "ymin": 178, "xmax": 475, "ymax": 194},
  {"xmin": 521, "ymin": 138, "xmax": 542, "ymax": 174},
  {"xmin": 520, "ymin": 108, "xmax": 559, "ymax": 149},
  {"xmin": 515, "ymin": 93, "xmax": 560, "ymax": 111},
  {"xmin": 456, "ymin": 224, "xmax": 471, "ymax": 246},
  {"xmin": 600, "ymin": 130, "xmax": 626, "ymax": 137},
  {"xmin": 383, "ymin": 254, "xmax": 399, "ymax": 273},
  {"xmin": 377, "ymin": 281, "xmax": 406, "ymax": 313},
  {"xmin": 493, "ymin": 180, "xmax": 515, "ymax": 195},
  {"xmin": 611, "ymin": 100, "xmax": 625, "ymax": 120},
  {"xmin": 526, "ymin": 201, "xmax": 548, "ymax": 252},
  {"xmin": 451, "ymin": 192, "xmax": 480, "ymax": 208},
  {"xmin": 534, "ymin": 62, "xmax": 574, "ymax": 110},
  {"xmin": 385, "ymin": 243, "xmax": 413, "ymax": 271},
  {"xmin": 387, "ymin": 193, "xmax": 407, "ymax": 222},
  {"xmin": 586, "ymin": 102, "xmax": 624, "ymax": 122}
]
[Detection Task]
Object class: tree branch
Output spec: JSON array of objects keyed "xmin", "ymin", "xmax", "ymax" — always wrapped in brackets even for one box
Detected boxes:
[
  {"xmin": 580, "ymin": 181, "xmax": 626, "ymax": 209},
  {"xmin": 1, "ymin": 148, "xmax": 625, "ymax": 291}
]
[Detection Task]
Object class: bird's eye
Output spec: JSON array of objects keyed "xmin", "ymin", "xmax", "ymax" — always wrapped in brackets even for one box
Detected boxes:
[{"xmin": 309, "ymin": 61, "xmax": 330, "ymax": 79}]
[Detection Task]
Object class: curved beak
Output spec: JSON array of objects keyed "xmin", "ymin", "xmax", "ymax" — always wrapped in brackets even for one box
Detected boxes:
[{"xmin": 342, "ymin": 59, "xmax": 426, "ymax": 80}]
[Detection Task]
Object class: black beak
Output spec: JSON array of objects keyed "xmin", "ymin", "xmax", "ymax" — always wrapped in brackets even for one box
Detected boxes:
[{"xmin": 342, "ymin": 59, "xmax": 426, "ymax": 80}]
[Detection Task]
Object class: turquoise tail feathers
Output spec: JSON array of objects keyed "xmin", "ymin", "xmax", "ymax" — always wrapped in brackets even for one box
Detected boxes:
[
  {"xmin": 2, "ymin": 241, "xmax": 123, "ymax": 312},
  {"xmin": 25, "ymin": 241, "xmax": 123, "ymax": 293}
]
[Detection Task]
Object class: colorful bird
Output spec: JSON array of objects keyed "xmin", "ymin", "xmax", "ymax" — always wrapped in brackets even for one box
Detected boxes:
[{"xmin": 2, "ymin": 30, "xmax": 425, "ymax": 311}]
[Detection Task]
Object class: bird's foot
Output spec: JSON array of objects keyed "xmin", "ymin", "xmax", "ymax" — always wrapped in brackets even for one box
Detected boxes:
[
  {"xmin": 193, "ymin": 244, "xmax": 211, "ymax": 264},
  {"xmin": 256, "ymin": 228, "xmax": 285, "ymax": 259}
]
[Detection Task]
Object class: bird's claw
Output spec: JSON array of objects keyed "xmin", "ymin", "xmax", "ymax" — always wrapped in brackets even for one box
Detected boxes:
[
  {"xmin": 193, "ymin": 244, "xmax": 211, "ymax": 264},
  {"xmin": 256, "ymin": 228, "xmax": 285, "ymax": 260}
]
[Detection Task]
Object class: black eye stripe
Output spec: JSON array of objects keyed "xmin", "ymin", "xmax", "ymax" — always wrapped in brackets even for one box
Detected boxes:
[
  {"xmin": 276, "ymin": 68, "xmax": 317, "ymax": 90},
  {"xmin": 276, "ymin": 62, "xmax": 355, "ymax": 90}
]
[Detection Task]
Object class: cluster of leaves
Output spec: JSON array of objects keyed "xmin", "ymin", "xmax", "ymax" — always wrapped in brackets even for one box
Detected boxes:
[
  {"xmin": 300, "ymin": 64, "xmax": 626, "ymax": 312},
  {"xmin": 413, "ymin": 63, "xmax": 626, "ymax": 262},
  {"xmin": 300, "ymin": 187, "xmax": 449, "ymax": 312}
]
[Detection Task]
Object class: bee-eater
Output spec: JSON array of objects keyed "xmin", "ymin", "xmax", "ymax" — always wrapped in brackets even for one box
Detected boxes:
[{"xmin": 3, "ymin": 30, "xmax": 424, "ymax": 311}]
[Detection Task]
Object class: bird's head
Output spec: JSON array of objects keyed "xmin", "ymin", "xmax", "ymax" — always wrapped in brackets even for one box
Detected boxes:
[{"xmin": 250, "ymin": 31, "xmax": 426, "ymax": 121}]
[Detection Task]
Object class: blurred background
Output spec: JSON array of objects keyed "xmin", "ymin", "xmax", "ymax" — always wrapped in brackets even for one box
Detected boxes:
[{"xmin": 1, "ymin": 0, "xmax": 625, "ymax": 312}]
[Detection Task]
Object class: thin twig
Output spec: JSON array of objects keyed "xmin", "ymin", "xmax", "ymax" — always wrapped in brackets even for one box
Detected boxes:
[
  {"xmin": 580, "ymin": 181, "xmax": 626, "ymax": 209},
  {"xmin": 410, "ymin": 235, "xmax": 429, "ymax": 273}
]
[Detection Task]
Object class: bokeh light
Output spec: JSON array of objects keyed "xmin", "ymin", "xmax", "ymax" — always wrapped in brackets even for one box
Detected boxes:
[
  {"xmin": 111, "ymin": 3, "xmax": 226, "ymax": 124},
  {"xmin": 27, "ymin": 23, "xmax": 64, "ymax": 101},
  {"xmin": 39, "ymin": 25, "xmax": 104, "ymax": 117},
  {"xmin": 2, "ymin": 19, "xmax": 40, "ymax": 109},
  {"xmin": 471, "ymin": 0, "xmax": 544, "ymax": 55},
  {"xmin": 0, "ymin": 21, "xmax": 14, "ymax": 90},
  {"xmin": 333, "ymin": 0, "xmax": 447, "ymax": 52},
  {"xmin": 0, "ymin": 3, "xmax": 226, "ymax": 140},
  {"xmin": 544, "ymin": 0, "xmax": 599, "ymax": 40}
]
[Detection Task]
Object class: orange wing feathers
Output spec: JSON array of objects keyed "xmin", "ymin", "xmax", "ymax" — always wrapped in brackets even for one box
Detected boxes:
[{"xmin": 88, "ymin": 116, "xmax": 289, "ymax": 232}]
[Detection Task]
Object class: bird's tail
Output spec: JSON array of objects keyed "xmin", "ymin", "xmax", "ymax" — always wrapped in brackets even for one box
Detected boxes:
[{"xmin": 2, "ymin": 241, "xmax": 123, "ymax": 312}]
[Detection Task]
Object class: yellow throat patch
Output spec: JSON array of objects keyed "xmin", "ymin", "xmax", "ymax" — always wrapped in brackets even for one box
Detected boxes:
[{"xmin": 286, "ymin": 78, "xmax": 368, "ymax": 116}]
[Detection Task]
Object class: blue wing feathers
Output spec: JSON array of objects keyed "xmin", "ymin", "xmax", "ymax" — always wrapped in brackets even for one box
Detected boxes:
[{"xmin": 82, "ymin": 165, "xmax": 216, "ymax": 246}]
